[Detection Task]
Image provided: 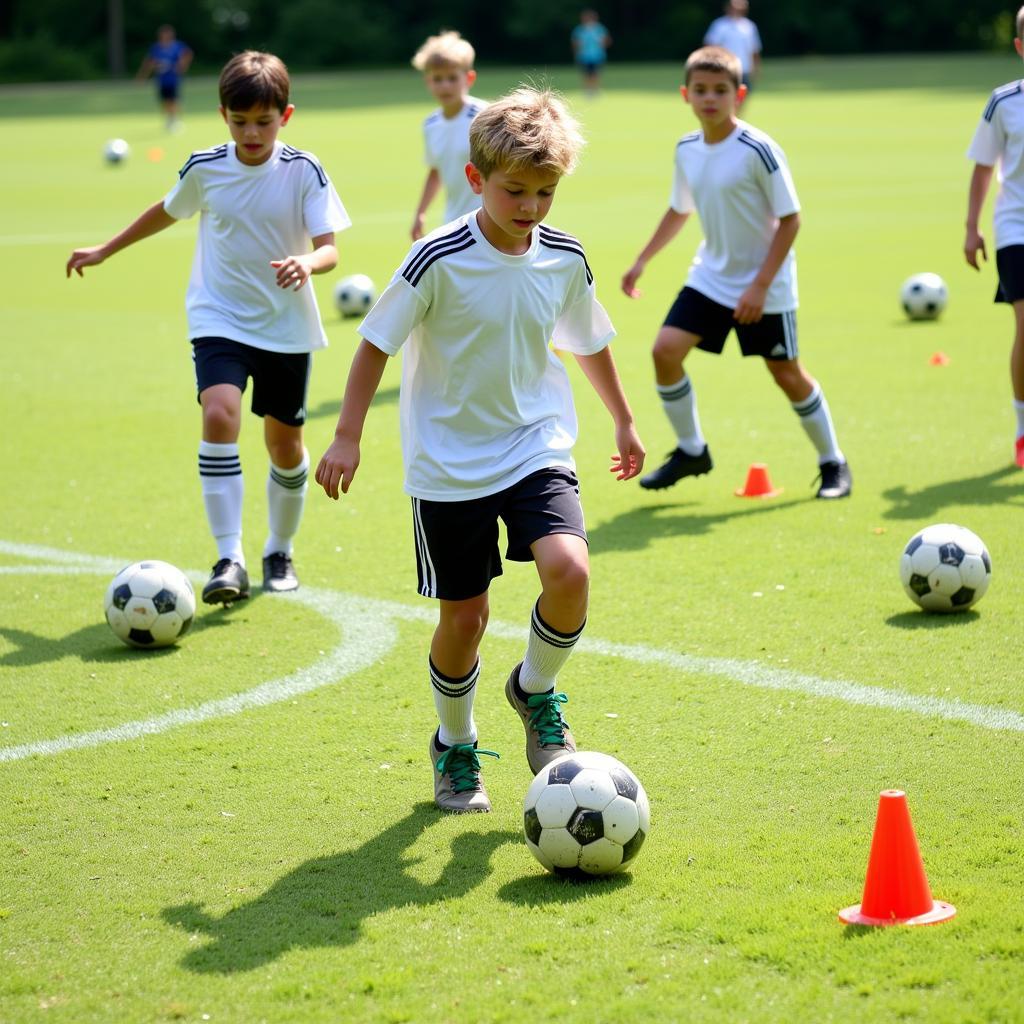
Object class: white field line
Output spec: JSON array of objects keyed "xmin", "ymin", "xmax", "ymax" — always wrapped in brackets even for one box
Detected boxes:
[{"xmin": 1, "ymin": 540, "xmax": 1022, "ymax": 765}]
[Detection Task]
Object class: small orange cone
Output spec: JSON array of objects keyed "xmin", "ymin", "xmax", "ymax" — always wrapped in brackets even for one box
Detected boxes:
[
  {"xmin": 735, "ymin": 463, "xmax": 782, "ymax": 498},
  {"xmin": 929, "ymin": 351, "xmax": 950, "ymax": 366},
  {"xmin": 838, "ymin": 790, "xmax": 956, "ymax": 926}
]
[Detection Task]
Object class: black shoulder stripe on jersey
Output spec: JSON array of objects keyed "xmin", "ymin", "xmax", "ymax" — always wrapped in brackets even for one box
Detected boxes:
[
  {"xmin": 404, "ymin": 236, "xmax": 477, "ymax": 287},
  {"xmin": 738, "ymin": 130, "xmax": 778, "ymax": 173},
  {"xmin": 280, "ymin": 146, "xmax": 328, "ymax": 187},
  {"xmin": 538, "ymin": 237, "xmax": 593, "ymax": 286},
  {"xmin": 402, "ymin": 225, "xmax": 474, "ymax": 282},
  {"xmin": 985, "ymin": 81, "xmax": 1023, "ymax": 122},
  {"xmin": 677, "ymin": 131, "xmax": 701, "ymax": 147},
  {"xmin": 538, "ymin": 225, "xmax": 584, "ymax": 247},
  {"xmin": 178, "ymin": 144, "xmax": 229, "ymax": 179}
]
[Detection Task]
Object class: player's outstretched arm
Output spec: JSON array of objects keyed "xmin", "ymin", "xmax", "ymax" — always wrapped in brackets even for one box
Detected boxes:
[
  {"xmin": 411, "ymin": 169, "xmax": 441, "ymax": 241},
  {"xmin": 66, "ymin": 201, "xmax": 177, "ymax": 277},
  {"xmin": 316, "ymin": 339, "xmax": 390, "ymax": 499},
  {"xmin": 573, "ymin": 348, "xmax": 646, "ymax": 481},
  {"xmin": 271, "ymin": 232, "xmax": 338, "ymax": 291},
  {"xmin": 621, "ymin": 209, "xmax": 689, "ymax": 298},
  {"xmin": 734, "ymin": 212, "xmax": 800, "ymax": 325},
  {"xmin": 964, "ymin": 164, "xmax": 994, "ymax": 270}
]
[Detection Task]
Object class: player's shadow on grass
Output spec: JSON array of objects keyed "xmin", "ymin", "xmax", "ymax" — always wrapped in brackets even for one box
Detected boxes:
[
  {"xmin": 305, "ymin": 386, "xmax": 399, "ymax": 422},
  {"xmin": 885, "ymin": 609, "xmax": 981, "ymax": 630},
  {"xmin": 588, "ymin": 496, "xmax": 810, "ymax": 552},
  {"xmin": 497, "ymin": 870, "xmax": 632, "ymax": 906},
  {"xmin": 882, "ymin": 465, "xmax": 1023, "ymax": 521},
  {"xmin": 162, "ymin": 803, "xmax": 518, "ymax": 974}
]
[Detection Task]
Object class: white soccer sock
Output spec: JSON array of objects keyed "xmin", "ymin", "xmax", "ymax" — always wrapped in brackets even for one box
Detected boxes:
[
  {"xmin": 264, "ymin": 449, "xmax": 309, "ymax": 558},
  {"xmin": 198, "ymin": 441, "xmax": 244, "ymax": 564},
  {"xmin": 792, "ymin": 384, "xmax": 844, "ymax": 465},
  {"xmin": 518, "ymin": 600, "xmax": 586, "ymax": 695},
  {"xmin": 431, "ymin": 658, "xmax": 479, "ymax": 747},
  {"xmin": 657, "ymin": 376, "xmax": 706, "ymax": 456},
  {"xmin": 1014, "ymin": 399, "xmax": 1024, "ymax": 439}
]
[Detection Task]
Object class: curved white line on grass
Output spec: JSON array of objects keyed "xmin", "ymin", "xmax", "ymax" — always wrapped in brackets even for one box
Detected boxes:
[{"xmin": 1, "ymin": 539, "xmax": 1023, "ymax": 766}]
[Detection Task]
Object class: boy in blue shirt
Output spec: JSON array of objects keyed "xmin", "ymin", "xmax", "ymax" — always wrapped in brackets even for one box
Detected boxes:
[
  {"xmin": 571, "ymin": 10, "xmax": 611, "ymax": 96},
  {"xmin": 137, "ymin": 25, "xmax": 193, "ymax": 132}
]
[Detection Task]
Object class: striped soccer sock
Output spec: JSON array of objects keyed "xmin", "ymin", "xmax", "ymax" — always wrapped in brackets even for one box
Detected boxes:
[
  {"xmin": 431, "ymin": 658, "xmax": 479, "ymax": 747},
  {"xmin": 792, "ymin": 384, "xmax": 844, "ymax": 465},
  {"xmin": 198, "ymin": 441, "xmax": 244, "ymax": 564},
  {"xmin": 264, "ymin": 449, "xmax": 309, "ymax": 558},
  {"xmin": 518, "ymin": 600, "xmax": 586, "ymax": 695},
  {"xmin": 657, "ymin": 375, "xmax": 706, "ymax": 456}
]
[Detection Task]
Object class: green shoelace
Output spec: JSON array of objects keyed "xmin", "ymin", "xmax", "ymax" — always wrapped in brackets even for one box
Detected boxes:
[
  {"xmin": 525, "ymin": 691, "xmax": 570, "ymax": 746},
  {"xmin": 435, "ymin": 744, "xmax": 500, "ymax": 794}
]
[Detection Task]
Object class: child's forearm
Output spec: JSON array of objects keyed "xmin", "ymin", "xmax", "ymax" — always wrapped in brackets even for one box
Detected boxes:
[
  {"xmin": 307, "ymin": 234, "xmax": 339, "ymax": 275},
  {"xmin": 753, "ymin": 212, "xmax": 800, "ymax": 289},
  {"xmin": 573, "ymin": 347, "xmax": 636, "ymax": 427},
  {"xmin": 415, "ymin": 170, "xmax": 441, "ymax": 217},
  {"xmin": 966, "ymin": 164, "xmax": 994, "ymax": 230},
  {"xmin": 335, "ymin": 340, "xmax": 390, "ymax": 440},
  {"xmin": 105, "ymin": 202, "xmax": 177, "ymax": 258},
  {"xmin": 635, "ymin": 209, "xmax": 688, "ymax": 266}
]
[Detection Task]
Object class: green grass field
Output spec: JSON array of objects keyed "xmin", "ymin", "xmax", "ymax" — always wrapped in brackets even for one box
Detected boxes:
[{"xmin": 3, "ymin": 54, "xmax": 1024, "ymax": 1023}]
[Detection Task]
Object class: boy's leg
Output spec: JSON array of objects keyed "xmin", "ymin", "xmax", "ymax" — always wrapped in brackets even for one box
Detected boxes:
[
  {"xmin": 262, "ymin": 416, "xmax": 307, "ymax": 592},
  {"xmin": 1011, "ymin": 300, "xmax": 1024, "ymax": 466}
]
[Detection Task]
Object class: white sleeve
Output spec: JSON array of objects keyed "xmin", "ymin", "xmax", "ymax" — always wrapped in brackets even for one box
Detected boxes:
[
  {"xmin": 552, "ymin": 268, "xmax": 615, "ymax": 356},
  {"xmin": 704, "ymin": 19, "xmax": 719, "ymax": 45},
  {"xmin": 163, "ymin": 166, "xmax": 202, "ymax": 219},
  {"xmin": 751, "ymin": 22, "xmax": 762, "ymax": 51},
  {"xmin": 764, "ymin": 142, "xmax": 801, "ymax": 218},
  {"xmin": 669, "ymin": 151, "xmax": 695, "ymax": 214},
  {"xmin": 302, "ymin": 163, "xmax": 352, "ymax": 238},
  {"xmin": 357, "ymin": 272, "xmax": 429, "ymax": 356},
  {"xmin": 423, "ymin": 123, "xmax": 437, "ymax": 169},
  {"xmin": 967, "ymin": 109, "xmax": 1001, "ymax": 167}
]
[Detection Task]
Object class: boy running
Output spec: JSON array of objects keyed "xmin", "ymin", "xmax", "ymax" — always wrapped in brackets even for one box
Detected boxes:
[
  {"xmin": 67, "ymin": 51, "xmax": 351, "ymax": 603},
  {"xmin": 622, "ymin": 46, "xmax": 851, "ymax": 499},
  {"xmin": 317, "ymin": 87, "xmax": 644, "ymax": 813},
  {"xmin": 964, "ymin": 5, "xmax": 1024, "ymax": 467},
  {"xmin": 410, "ymin": 31, "xmax": 486, "ymax": 241},
  {"xmin": 136, "ymin": 24, "xmax": 193, "ymax": 131}
]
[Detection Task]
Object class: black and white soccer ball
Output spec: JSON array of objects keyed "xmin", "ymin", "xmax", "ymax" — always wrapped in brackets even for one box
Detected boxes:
[
  {"xmin": 333, "ymin": 274, "xmax": 377, "ymax": 317},
  {"xmin": 103, "ymin": 138, "xmax": 130, "ymax": 164},
  {"xmin": 104, "ymin": 560, "xmax": 196, "ymax": 648},
  {"xmin": 523, "ymin": 751, "xmax": 650, "ymax": 877},
  {"xmin": 899, "ymin": 523, "xmax": 991, "ymax": 613},
  {"xmin": 900, "ymin": 272, "xmax": 947, "ymax": 320}
]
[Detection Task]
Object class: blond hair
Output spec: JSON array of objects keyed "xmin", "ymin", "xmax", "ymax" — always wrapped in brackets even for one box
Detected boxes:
[
  {"xmin": 411, "ymin": 30, "xmax": 475, "ymax": 72},
  {"xmin": 469, "ymin": 87, "xmax": 584, "ymax": 178},
  {"xmin": 684, "ymin": 45, "xmax": 742, "ymax": 88},
  {"xmin": 1017, "ymin": 4, "xmax": 1024, "ymax": 39}
]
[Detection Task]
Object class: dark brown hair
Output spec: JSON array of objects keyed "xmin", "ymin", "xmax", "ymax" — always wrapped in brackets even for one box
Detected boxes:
[{"xmin": 219, "ymin": 51, "xmax": 290, "ymax": 113}]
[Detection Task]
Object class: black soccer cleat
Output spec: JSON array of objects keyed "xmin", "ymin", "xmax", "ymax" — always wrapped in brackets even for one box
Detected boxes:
[
  {"xmin": 262, "ymin": 551, "xmax": 299, "ymax": 593},
  {"xmin": 202, "ymin": 559, "xmax": 250, "ymax": 605},
  {"xmin": 815, "ymin": 460, "xmax": 852, "ymax": 499},
  {"xmin": 639, "ymin": 445, "xmax": 713, "ymax": 490}
]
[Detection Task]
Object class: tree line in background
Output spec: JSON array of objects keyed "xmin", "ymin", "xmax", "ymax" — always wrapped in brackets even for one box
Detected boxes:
[{"xmin": 0, "ymin": 0, "xmax": 1015, "ymax": 82}]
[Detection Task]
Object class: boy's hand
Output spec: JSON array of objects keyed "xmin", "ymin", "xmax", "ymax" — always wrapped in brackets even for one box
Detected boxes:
[
  {"xmin": 411, "ymin": 213, "xmax": 426, "ymax": 242},
  {"xmin": 609, "ymin": 423, "xmax": 645, "ymax": 481},
  {"xmin": 621, "ymin": 260, "xmax": 645, "ymax": 298},
  {"xmin": 964, "ymin": 228, "xmax": 987, "ymax": 270},
  {"xmin": 271, "ymin": 254, "xmax": 315, "ymax": 291},
  {"xmin": 734, "ymin": 283, "xmax": 767, "ymax": 324},
  {"xmin": 315, "ymin": 436, "xmax": 360, "ymax": 499},
  {"xmin": 66, "ymin": 245, "xmax": 107, "ymax": 277}
]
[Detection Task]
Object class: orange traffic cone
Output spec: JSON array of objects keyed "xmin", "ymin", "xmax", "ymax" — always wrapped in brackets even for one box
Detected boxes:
[
  {"xmin": 838, "ymin": 790, "xmax": 956, "ymax": 926},
  {"xmin": 735, "ymin": 463, "xmax": 782, "ymax": 498}
]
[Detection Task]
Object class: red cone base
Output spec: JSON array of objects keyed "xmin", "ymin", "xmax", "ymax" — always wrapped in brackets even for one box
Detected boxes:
[{"xmin": 734, "ymin": 463, "xmax": 782, "ymax": 498}]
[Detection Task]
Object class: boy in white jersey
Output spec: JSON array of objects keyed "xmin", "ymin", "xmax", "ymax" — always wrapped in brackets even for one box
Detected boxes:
[
  {"xmin": 965, "ymin": 5, "xmax": 1024, "ymax": 468},
  {"xmin": 621, "ymin": 46, "xmax": 851, "ymax": 499},
  {"xmin": 409, "ymin": 31, "xmax": 486, "ymax": 241},
  {"xmin": 317, "ymin": 88, "xmax": 645, "ymax": 813},
  {"xmin": 67, "ymin": 51, "xmax": 351, "ymax": 603}
]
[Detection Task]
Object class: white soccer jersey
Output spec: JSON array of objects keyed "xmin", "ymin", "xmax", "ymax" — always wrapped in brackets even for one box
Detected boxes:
[
  {"xmin": 670, "ymin": 120, "xmax": 800, "ymax": 312},
  {"xmin": 423, "ymin": 97, "xmax": 486, "ymax": 224},
  {"xmin": 704, "ymin": 16, "xmax": 761, "ymax": 75},
  {"xmin": 967, "ymin": 81, "xmax": 1024, "ymax": 250},
  {"xmin": 357, "ymin": 212, "xmax": 614, "ymax": 501},
  {"xmin": 163, "ymin": 140, "xmax": 351, "ymax": 353}
]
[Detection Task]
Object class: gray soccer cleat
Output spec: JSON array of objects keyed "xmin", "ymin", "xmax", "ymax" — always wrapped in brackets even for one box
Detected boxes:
[
  {"xmin": 504, "ymin": 663, "xmax": 577, "ymax": 775},
  {"xmin": 430, "ymin": 731, "xmax": 498, "ymax": 813}
]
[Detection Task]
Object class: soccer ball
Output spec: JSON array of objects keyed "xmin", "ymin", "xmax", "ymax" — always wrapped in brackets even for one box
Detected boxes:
[
  {"xmin": 898, "ymin": 524, "xmax": 991, "ymax": 613},
  {"xmin": 104, "ymin": 560, "xmax": 196, "ymax": 648},
  {"xmin": 523, "ymin": 751, "xmax": 650, "ymax": 878},
  {"xmin": 900, "ymin": 272, "xmax": 948, "ymax": 320},
  {"xmin": 333, "ymin": 274, "xmax": 377, "ymax": 317},
  {"xmin": 103, "ymin": 138, "xmax": 130, "ymax": 164}
]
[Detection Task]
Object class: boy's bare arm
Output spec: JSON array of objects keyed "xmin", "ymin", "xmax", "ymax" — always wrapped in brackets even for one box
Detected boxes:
[
  {"xmin": 66, "ymin": 201, "xmax": 177, "ymax": 277},
  {"xmin": 964, "ymin": 163, "xmax": 994, "ymax": 270},
  {"xmin": 271, "ymin": 231, "xmax": 338, "ymax": 291},
  {"xmin": 412, "ymin": 169, "xmax": 442, "ymax": 241},
  {"xmin": 734, "ymin": 212, "xmax": 800, "ymax": 324},
  {"xmin": 621, "ymin": 209, "xmax": 689, "ymax": 297},
  {"xmin": 315, "ymin": 340, "xmax": 390, "ymax": 499},
  {"xmin": 573, "ymin": 347, "xmax": 646, "ymax": 481}
]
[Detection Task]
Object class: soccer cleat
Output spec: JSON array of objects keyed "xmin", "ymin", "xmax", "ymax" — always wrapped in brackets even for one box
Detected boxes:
[
  {"xmin": 505, "ymin": 663, "xmax": 577, "ymax": 775},
  {"xmin": 201, "ymin": 559, "xmax": 250, "ymax": 605},
  {"xmin": 816, "ymin": 460, "xmax": 853, "ymax": 499},
  {"xmin": 262, "ymin": 551, "xmax": 299, "ymax": 593},
  {"xmin": 639, "ymin": 445, "xmax": 713, "ymax": 490},
  {"xmin": 430, "ymin": 732, "xmax": 498, "ymax": 813},
  {"xmin": 1016, "ymin": 436, "xmax": 1024, "ymax": 468}
]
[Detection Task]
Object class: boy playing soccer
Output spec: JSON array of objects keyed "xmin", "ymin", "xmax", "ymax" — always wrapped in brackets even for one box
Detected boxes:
[
  {"xmin": 316, "ymin": 87, "xmax": 645, "ymax": 813},
  {"xmin": 137, "ymin": 24, "xmax": 193, "ymax": 131},
  {"xmin": 964, "ymin": 5, "xmax": 1024, "ymax": 467},
  {"xmin": 409, "ymin": 31, "xmax": 486, "ymax": 241},
  {"xmin": 621, "ymin": 46, "xmax": 851, "ymax": 499},
  {"xmin": 67, "ymin": 51, "xmax": 351, "ymax": 603}
]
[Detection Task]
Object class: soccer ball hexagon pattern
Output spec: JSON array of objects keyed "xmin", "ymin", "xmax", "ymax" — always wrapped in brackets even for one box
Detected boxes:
[
  {"xmin": 898, "ymin": 523, "xmax": 991, "ymax": 613},
  {"xmin": 900, "ymin": 272, "xmax": 948, "ymax": 320},
  {"xmin": 104, "ymin": 560, "xmax": 196, "ymax": 648},
  {"xmin": 333, "ymin": 274, "xmax": 378, "ymax": 317},
  {"xmin": 103, "ymin": 138, "xmax": 130, "ymax": 164},
  {"xmin": 523, "ymin": 751, "xmax": 650, "ymax": 877}
]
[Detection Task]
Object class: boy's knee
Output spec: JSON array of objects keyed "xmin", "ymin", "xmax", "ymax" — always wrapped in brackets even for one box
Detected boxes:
[
  {"xmin": 202, "ymin": 403, "xmax": 240, "ymax": 439},
  {"xmin": 543, "ymin": 551, "xmax": 590, "ymax": 600},
  {"xmin": 442, "ymin": 602, "xmax": 489, "ymax": 645}
]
